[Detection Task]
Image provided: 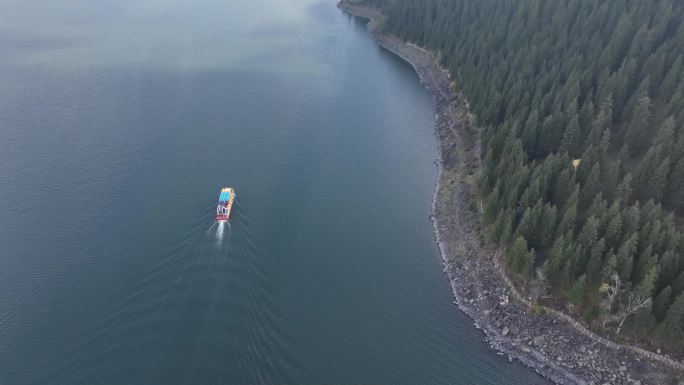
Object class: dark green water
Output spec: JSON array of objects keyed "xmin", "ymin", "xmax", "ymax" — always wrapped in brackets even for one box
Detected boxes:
[{"xmin": 0, "ymin": 1, "xmax": 548, "ymax": 384}]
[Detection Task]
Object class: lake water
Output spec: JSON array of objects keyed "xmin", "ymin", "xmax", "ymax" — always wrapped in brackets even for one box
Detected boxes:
[{"xmin": 0, "ymin": 0, "xmax": 547, "ymax": 383}]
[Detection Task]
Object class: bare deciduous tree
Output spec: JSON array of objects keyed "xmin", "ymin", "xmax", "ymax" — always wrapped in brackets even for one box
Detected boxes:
[
  {"xmin": 616, "ymin": 291, "xmax": 652, "ymax": 335},
  {"xmin": 599, "ymin": 272, "xmax": 621, "ymax": 328}
]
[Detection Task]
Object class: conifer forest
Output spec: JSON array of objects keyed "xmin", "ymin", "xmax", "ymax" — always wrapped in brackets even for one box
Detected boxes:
[{"xmin": 365, "ymin": 0, "xmax": 684, "ymax": 351}]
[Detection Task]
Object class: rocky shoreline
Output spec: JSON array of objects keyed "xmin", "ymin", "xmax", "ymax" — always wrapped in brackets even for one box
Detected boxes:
[{"xmin": 338, "ymin": 2, "xmax": 684, "ymax": 384}]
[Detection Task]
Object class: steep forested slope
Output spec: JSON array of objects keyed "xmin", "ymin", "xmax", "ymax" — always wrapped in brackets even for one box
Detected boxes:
[{"xmin": 364, "ymin": 0, "xmax": 684, "ymax": 350}]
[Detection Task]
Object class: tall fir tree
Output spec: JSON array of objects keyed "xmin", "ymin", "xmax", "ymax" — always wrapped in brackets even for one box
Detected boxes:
[{"xmin": 508, "ymin": 236, "xmax": 534, "ymax": 279}]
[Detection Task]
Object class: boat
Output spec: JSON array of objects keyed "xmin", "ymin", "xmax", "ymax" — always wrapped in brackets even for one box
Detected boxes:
[{"xmin": 216, "ymin": 187, "xmax": 235, "ymax": 222}]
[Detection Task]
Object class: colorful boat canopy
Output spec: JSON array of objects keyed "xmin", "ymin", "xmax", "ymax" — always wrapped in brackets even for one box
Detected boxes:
[{"xmin": 219, "ymin": 190, "xmax": 231, "ymax": 202}]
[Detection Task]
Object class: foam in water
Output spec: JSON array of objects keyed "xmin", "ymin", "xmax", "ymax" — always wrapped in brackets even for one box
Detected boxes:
[{"xmin": 216, "ymin": 222, "xmax": 224, "ymax": 241}]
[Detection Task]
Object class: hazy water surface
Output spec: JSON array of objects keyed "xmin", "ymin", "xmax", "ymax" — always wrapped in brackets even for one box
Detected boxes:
[{"xmin": 0, "ymin": 1, "xmax": 548, "ymax": 384}]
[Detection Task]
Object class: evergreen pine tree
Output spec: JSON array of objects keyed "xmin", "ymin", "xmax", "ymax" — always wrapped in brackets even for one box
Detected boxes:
[
  {"xmin": 508, "ymin": 236, "xmax": 534, "ymax": 279},
  {"xmin": 616, "ymin": 233, "xmax": 637, "ymax": 284},
  {"xmin": 651, "ymin": 156, "xmax": 671, "ymax": 203},
  {"xmin": 657, "ymin": 293, "xmax": 684, "ymax": 348},
  {"xmin": 605, "ymin": 201, "xmax": 623, "ymax": 248},
  {"xmin": 560, "ymin": 113, "xmax": 581, "ymax": 157},
  {"xmin": 654, "ymin": 285, "xmax": 672, "ymax": 321},
  {"xmin": 624, "ymin": 96, "xmax": 652, "ymax": 156},
  {"xmin": 587, "ymin": 95, "xmax": 613, "ymax": 147},
  {"xmin": 665, "ymin": 156, "xmax": 684, "ymax": 211},
  {"xmin": 635, "ymin": 146, "xmax": 662, "ymax": 201},
  {"xmin": 539, "ymin": 204, "xmax": 557, "ymax": 248},
  {"xmin": 580, "ymin": 163, "xmax": 601, "ymax": 209},
  {"xmin": 661, "ymin": 54, "xmax": 682, "ymax": 99},
  {"xmin": 616, "ymin": 173, "xmax": 634, "ymax": 204},
  {"xmin": 552, "ymin": 167, "xmax": 575, "ymax": 208},
  {"xmin": 522, "ymin": 109, "xmax": 540, "ymax": 158},
  {"xmin": 673, "ymin": 271, "xmax": 684, "ymax": 297},
  {"xmin": 568, "ymin": 274, "xmax": 587, "ymax": 305},
  {"xmin": 654, "ymin": 117, "xmax": 675, "ymax": 156},
  {"xmin": 557, "ymin": 187, "xmax": 579, "ymax": 237},
  {"xmin": 546, "ymin": 235, "xmax": 567, "ymax": 284},
  {"xmin": 601, "ymin": 250, "xmax": 618, "ymax": 283},
  {"xmin": 586, "ymin": 238, "xmax": 606, "ymax": 284}
]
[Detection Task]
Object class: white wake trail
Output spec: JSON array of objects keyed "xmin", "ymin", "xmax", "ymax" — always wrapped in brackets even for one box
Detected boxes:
[{"xmin": 216, "ymin": 221, "xmax": 224, "ymax": 242}]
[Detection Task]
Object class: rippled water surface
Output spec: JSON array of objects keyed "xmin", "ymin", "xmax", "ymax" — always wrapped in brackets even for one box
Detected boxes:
[{"xmin": 0, "ymin": 0, "xmax": 548, "ymax": 384}]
